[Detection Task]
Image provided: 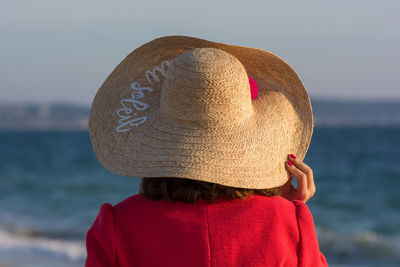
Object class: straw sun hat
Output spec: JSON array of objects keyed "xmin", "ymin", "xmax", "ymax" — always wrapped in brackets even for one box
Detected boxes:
[{"xmin": 89, "ymin": 35, "xmax": 313, "ymax": 189}]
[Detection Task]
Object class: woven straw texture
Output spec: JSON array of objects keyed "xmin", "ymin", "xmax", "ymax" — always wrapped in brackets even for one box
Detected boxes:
[{"xmin": 89, "ymin": 35, "xmax": 313, "ymax": 189}]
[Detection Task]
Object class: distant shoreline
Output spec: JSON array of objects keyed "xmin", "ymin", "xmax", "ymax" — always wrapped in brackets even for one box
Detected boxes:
[{"xmin": 1, "ymin": 100, "xmax": 399, "ymax": 130}]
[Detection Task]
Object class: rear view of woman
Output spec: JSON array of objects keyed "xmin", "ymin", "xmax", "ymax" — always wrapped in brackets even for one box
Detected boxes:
[{"xmin": 85, "ymin": 35, "xmax": 328, "ymax": 266}]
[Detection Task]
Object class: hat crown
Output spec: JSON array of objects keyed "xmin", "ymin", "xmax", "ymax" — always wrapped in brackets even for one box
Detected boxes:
[{"xmin": 159, "ymin": 48, "xmax": 254, "ymax": 126}]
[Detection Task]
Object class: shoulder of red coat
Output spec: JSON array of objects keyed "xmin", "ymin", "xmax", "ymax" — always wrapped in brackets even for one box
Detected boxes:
[{"xmin": 113, "ymin": 193, "xmax": 147, "ymax": 209}]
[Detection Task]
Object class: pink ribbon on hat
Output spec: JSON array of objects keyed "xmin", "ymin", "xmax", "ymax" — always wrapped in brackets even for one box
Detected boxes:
[{"xmin": 248, "ymin": 76, "xmax": 258, "ymax": 100}]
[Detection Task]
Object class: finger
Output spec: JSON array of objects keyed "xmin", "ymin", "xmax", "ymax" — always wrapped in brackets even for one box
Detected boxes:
[
  {"xmin": 280, "ymin": 177, "xmax": 297, "ymax": 199},
  {"xmin": 286, "ymin": 160, "xmax": 308, "ymax": 200},
  {"xmin": 283, "ymin": 176, "xmax": 294, "ymax": 187},
  {"xmin": 288, "ymin": 154, "xmax": 315, "ymax": 191},
  {"xmin": 288, "ymin": 154, "xmax": 312, "ymax": 176},
  {"xmin": 287, "ymin": 184, "xmax": 296, "ymax": 194},
  {"xmin": 280, "ymin": 176, "xmax": 294, "ymax": 194}
]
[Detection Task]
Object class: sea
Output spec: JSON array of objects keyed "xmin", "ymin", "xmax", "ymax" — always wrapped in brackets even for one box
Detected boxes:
[{"xmin": 0, "ymin": 127, "xmax": 399, "ymax": 266}]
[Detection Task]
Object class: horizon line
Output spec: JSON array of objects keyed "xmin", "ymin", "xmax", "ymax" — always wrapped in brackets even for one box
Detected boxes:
[{"xmin": 1, "ymin": 97, "xmax": 400, "ymax": 106}]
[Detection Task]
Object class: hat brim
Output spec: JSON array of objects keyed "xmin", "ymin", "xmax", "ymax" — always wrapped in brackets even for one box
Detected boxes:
[{"xmin": 89, "ymin": 35, "xmax": 313, "ymax": 189}]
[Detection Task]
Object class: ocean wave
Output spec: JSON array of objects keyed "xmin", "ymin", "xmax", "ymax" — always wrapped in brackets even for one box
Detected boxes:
[
  {"xmin": 317, "ymin": 226, "xmax": 400, "ymax": 265},
  {"xmin": 0, "ymin": 226, "xmax": 85, "ymax": 263},
  {"xmin": 1, "ymin": 224, "xmax": 400, "ymax": 265}
]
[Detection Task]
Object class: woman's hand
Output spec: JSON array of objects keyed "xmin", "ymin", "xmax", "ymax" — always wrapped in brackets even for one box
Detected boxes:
[{"xmin": 279, "ymin": 154, "xmax": 316, "ymax": 203}]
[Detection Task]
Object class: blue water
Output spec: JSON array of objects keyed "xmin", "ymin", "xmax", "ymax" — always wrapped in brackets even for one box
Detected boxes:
[{"xmin": 0, "ymin": 128, "xmax": 399, "ymax": 266}]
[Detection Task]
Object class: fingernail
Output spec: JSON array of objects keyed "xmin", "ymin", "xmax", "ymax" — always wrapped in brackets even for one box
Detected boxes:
[
  {"xmin": 290, "ymin": 154, "xmax": 296, "ymax": 159},
  {"xmin": 287, "ymin": 160, "xmax": 293, "ymax": 166}
]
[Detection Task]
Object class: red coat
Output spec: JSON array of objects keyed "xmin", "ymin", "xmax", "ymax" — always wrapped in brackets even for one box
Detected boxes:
[{"xmin": 85, "ymin": 194, "xmax": 328, "ymax": 267}]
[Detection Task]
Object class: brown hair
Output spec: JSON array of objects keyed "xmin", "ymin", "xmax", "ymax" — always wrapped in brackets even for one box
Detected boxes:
[{"xmin": 140, "ymin": 177, "xmax": 281, "ymax": 204}]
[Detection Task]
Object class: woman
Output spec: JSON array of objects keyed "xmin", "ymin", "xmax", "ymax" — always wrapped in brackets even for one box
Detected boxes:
[{"xmin": 85, "ymin": 35, "xmax": 328, "ymax": 266}]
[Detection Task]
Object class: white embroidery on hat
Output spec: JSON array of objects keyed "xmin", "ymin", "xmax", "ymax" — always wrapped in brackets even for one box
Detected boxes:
[
  {"xmin": 146, "ymin": 61, "xmax": 171, "ymax": 84},
  {"xmin": 116, "ymin": 60, "xmax": 171, "ymax": 133}
]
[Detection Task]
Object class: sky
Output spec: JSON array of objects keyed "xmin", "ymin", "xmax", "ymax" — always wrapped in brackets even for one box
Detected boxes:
[{"xmin": 1, "ymin": 0, "xmax": 399, "ymax": 104}]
